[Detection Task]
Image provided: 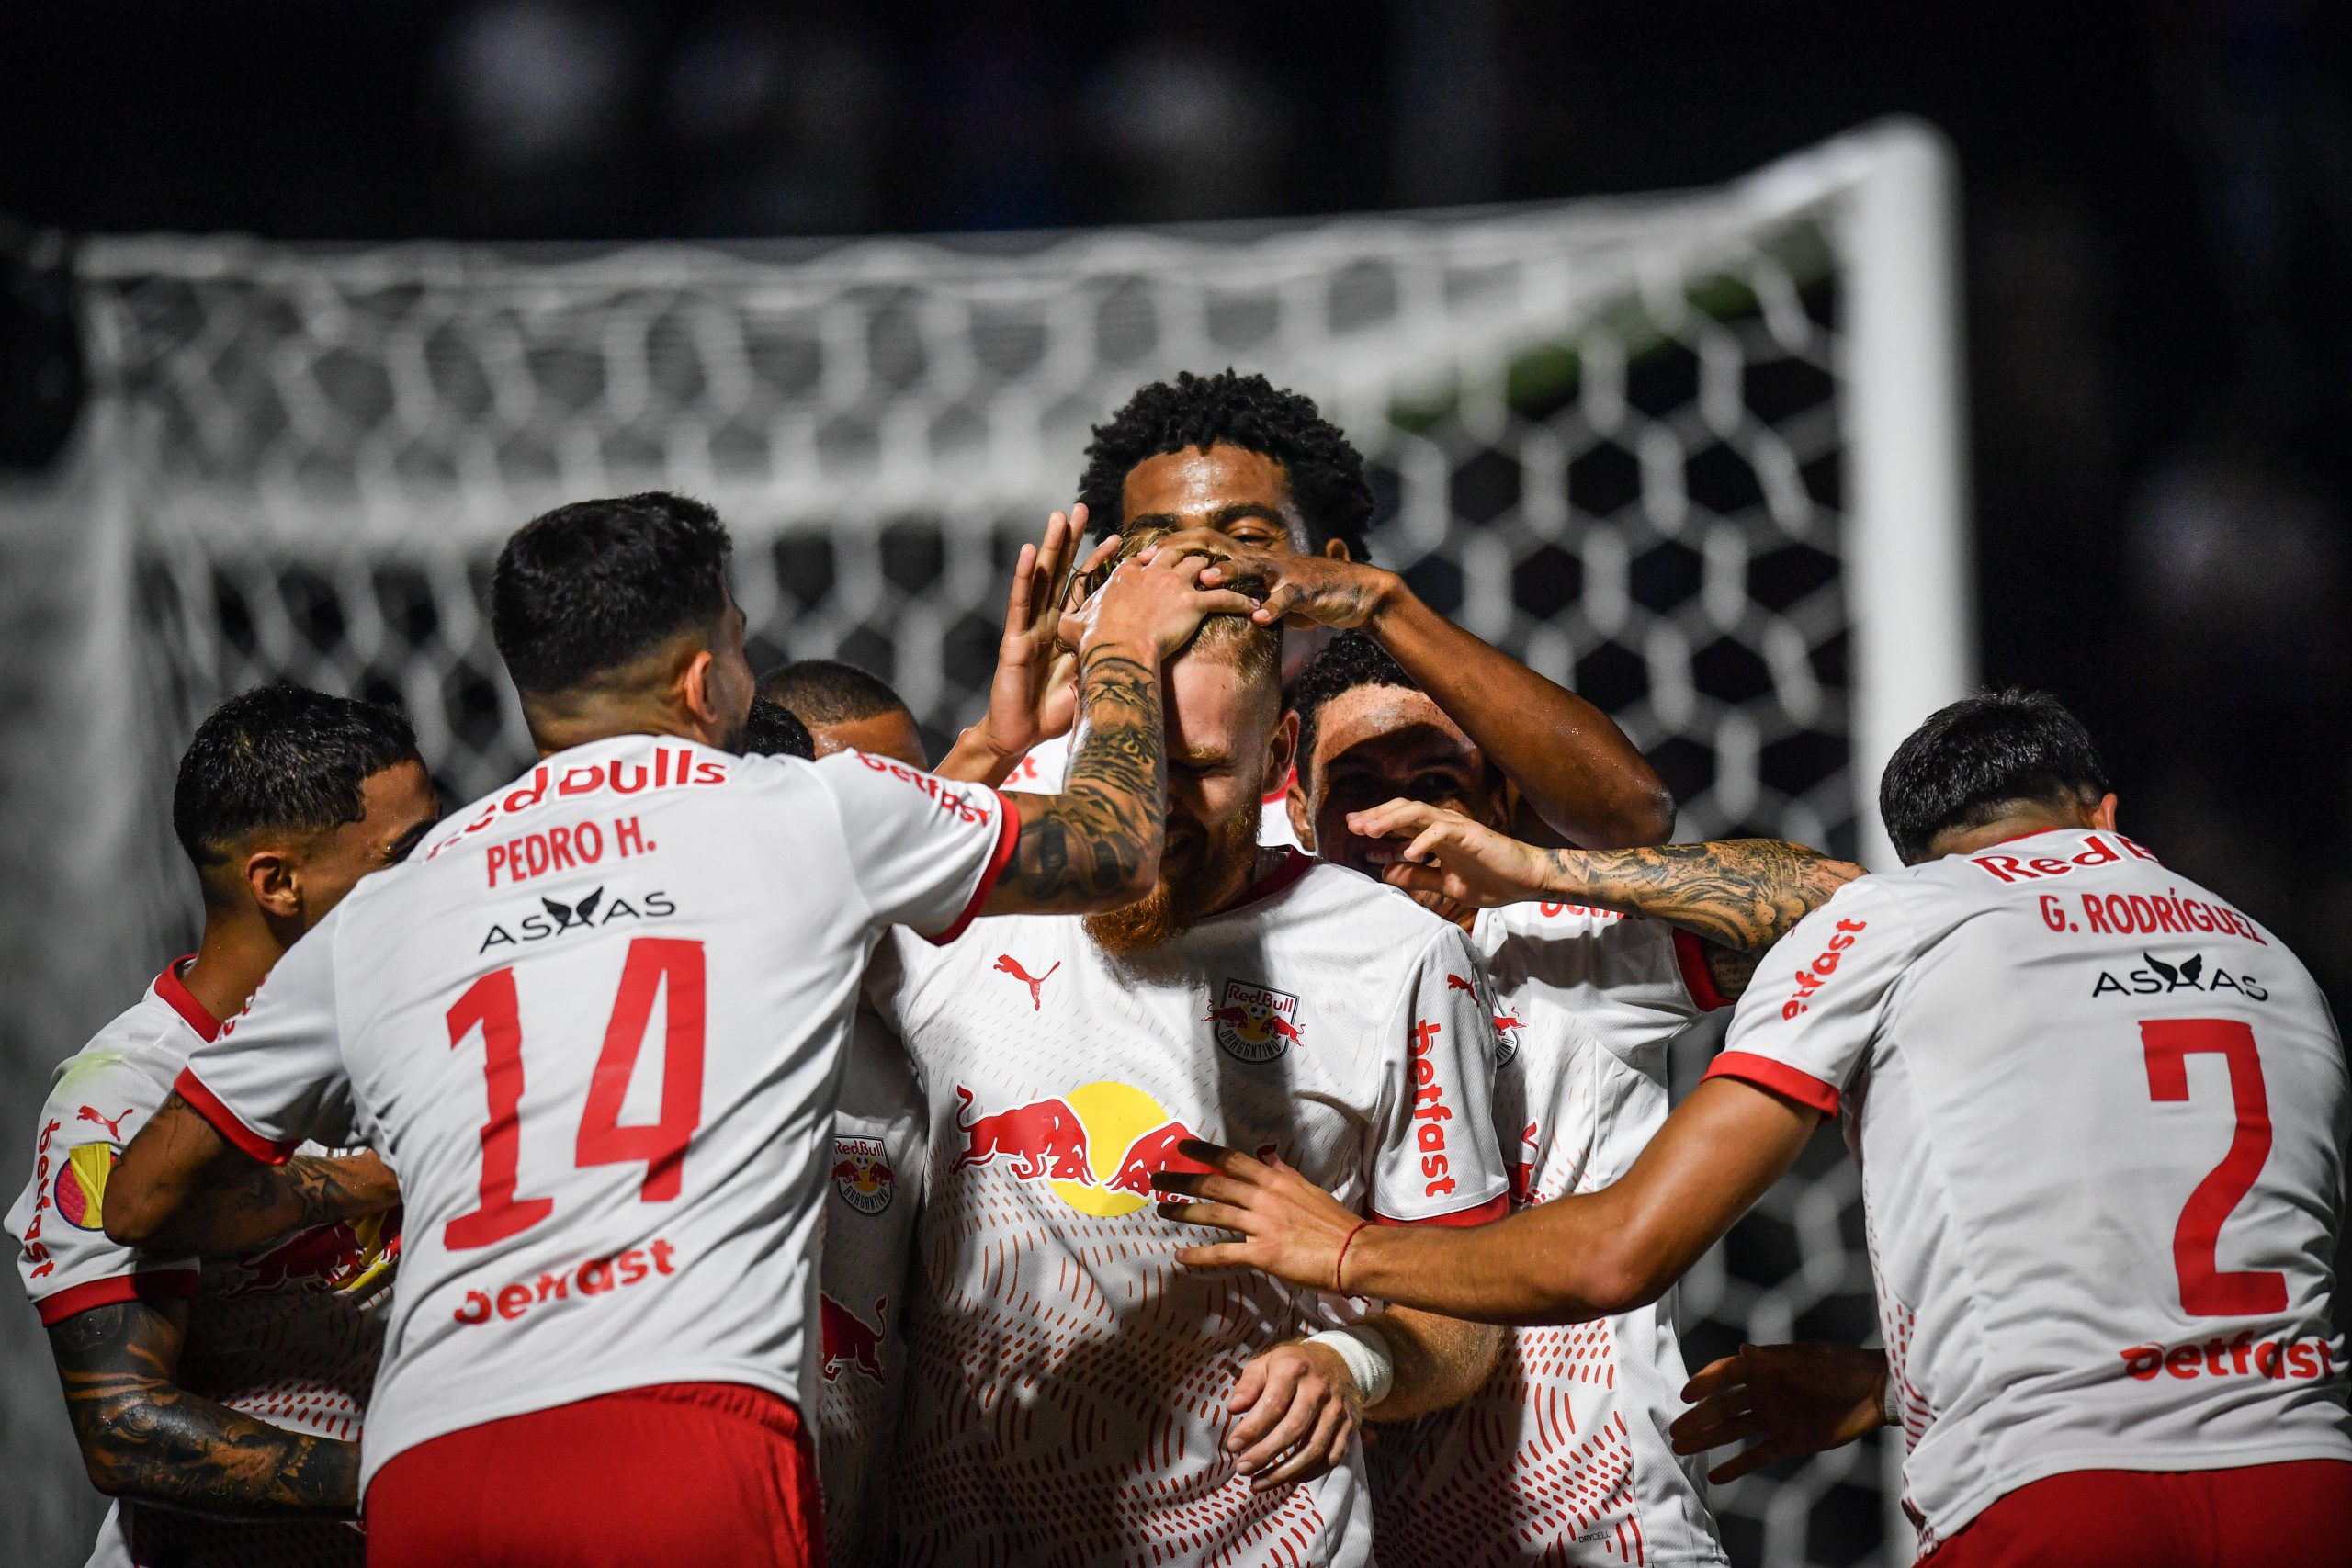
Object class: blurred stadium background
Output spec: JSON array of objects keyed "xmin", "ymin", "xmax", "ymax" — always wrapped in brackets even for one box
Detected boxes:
[{"xmin": 4, "ymin": 6, "xmax": 2349, "ymax": 1567}]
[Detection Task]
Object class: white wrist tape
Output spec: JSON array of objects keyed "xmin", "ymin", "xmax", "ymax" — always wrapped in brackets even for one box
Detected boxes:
[
  {"xmin": 1880, "ymin": 1368, "xmax": 1903, "ymax": 1429},
  {"xmin": 1306, "ymin": 1324, "xmax": 1395, "ymax": 1409}
]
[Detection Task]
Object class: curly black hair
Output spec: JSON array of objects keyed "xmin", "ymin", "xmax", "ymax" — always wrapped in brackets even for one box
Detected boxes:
[
  {"xmin": 1077, "ymin": 370, "xmax": 1375, "ymax": 561},
  {"xmin": 1288, "ymin": 631, "xmax": 1418, "ymax": 769}
]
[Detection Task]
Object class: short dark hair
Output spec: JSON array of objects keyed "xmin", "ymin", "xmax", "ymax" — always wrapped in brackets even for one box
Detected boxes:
[
  {"xmin": 173, "ymin": 684, "xmax": 423, "ymax": 871},
  {"xmin": 492, "ymin": 492, "xmax": 733, "ymax": 700},
  {"xmin": 757, "ymin": 660, "xmax": 910, "ymax": 728},
  {"xmin": 1289, "ymin": 630, "xmax": 1418, "ymax": 767},
  {"xmin": 1078, "ymin": 370, "xmax": 1376, "ymax": 560},
  {"xmin": 741, "ymin": 697, "xmax": 815, "ymax": 760},
  {"xmin": 1879, "ymin": 689, "xmax": 2111, "ymax": 863}
]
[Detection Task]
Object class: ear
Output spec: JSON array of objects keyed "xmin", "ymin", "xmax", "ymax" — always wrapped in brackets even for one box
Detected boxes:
[
  {"xmin": 1261, "ymin": 709, "xmax": 1299, "ymax": 802},
  {"xmin": 679, "ymin": 648, "xmax": 721, "ymax": 730},
  {"xmin": 1321, "ymin": 537, "xmax": 1353, "ymax": 562},
  {"xmin": 2090, "ymin": 791, "xmax": 2120, "ymax": 831},
  {"xmin": 242, "ymin": 848, "xmax": 302, "ymax": 921},
  {"xmin": 1286, "ymin": 773, "xmax": 1316, "ymax": 852}
]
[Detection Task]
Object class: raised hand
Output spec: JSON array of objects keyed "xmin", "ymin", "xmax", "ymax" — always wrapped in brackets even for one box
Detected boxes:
[
  {"xmin": 1153, "ymin": 1140, "xmax": 1367, "ymax": 1292},
  {"xmin": 1668, "ymin": 1341, "xmax": 1890, "ymax": 1483},
  {"xmin": 1084, "ymin": 544, "xmax": 1261, "ymax": 660},
  {"xmin": 1196, "ymin": 547, "xmax": 1396, "ymax": 629},
  {"xmin": 1344, "ymin": 799, "xmax": 1557, "ymax": 908},
  {"xmin": 942, "ymin": 505, "xmax": 1120, "ymax": 785}
]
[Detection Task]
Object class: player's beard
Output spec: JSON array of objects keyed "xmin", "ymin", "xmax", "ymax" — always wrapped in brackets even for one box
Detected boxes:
[{"xmin": 1085, "ymin": 797, "xmax": 1261, "ymax": 957}]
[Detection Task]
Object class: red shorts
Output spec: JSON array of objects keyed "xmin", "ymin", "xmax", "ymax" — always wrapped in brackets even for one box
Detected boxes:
[
  {"xmin": 1928, "ymin": 1460, "xmax": 2352, "ymax": 1568},
  {"xmin": 367, "ymin": 1381, "xmax": 824, "ymax": 1568}
]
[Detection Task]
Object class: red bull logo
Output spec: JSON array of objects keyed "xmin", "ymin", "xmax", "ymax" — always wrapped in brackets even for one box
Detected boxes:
[
  {"xmin": 1205, "ymin": 978, "xmax": 1304, "ymax": 1064},
  {"xmin": 1508, "ymin": 1122, "xmax": 1542, "ymax": 1208},
  {"xmin": 951, "ymin": 1081, "xmax": 1216, "ymax": 1219},
  {"xmin": 820, "ymin": 1292, "xmax": 888, "ymax": 1382},
  {"xmin": 223, "ymin": 1208, "xmax": 402, "ymax": 1298},
  {"xmin": 1492, "ymin": 1010, "xmax": 1523, "ymax": 1067},
  {"xmin": 831, "ymin": 1136, "xmax": 896, "ymax": 1216}
]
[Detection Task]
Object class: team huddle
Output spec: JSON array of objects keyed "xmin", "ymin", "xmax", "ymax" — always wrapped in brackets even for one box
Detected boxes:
[{"xmin": 10, "ymin": 372, "xmax": 2348, "ymax": 1568}]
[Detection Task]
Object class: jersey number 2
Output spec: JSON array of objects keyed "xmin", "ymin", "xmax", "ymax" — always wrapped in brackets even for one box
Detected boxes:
[
  {"xmin": 2140, "ymin": 1019, "xmax": 2288, "ymax": 1317},
  {"xmin": 443, "ymin": 937, "xmax": 707, "ymax": 1250}
]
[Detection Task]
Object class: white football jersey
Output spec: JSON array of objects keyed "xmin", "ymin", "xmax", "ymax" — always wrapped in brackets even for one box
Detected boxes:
[
  {"xmin": 817, "ymin": 991, "xmax": 928, "ymax": 1568},
  {"xmin": 170, "ymin": 737, "xmax": 1014, "ymax": 1495},
  {"xmin": 1712, "ymin": 829, "xmax": 2352, "ymax": 1549},
  {"xmin": 1011, "ymin": 736, "xmax": 1303, "ymax": 851},
  {"xmin": 1370, "ymin": 905, "xmax": 1731, "ymax": 1566},
  {"xmin": 7, "ymin": 962, "xmax": 396, "ymax": 1568},
  {"xmin": 875, "ymin": 852, "xmax": 1510, "ymax": 1568}
]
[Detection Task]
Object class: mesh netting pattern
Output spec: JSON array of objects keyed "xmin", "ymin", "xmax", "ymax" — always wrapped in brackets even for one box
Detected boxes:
[{"xmin": 79, "ymin": 192, "xmax": 1895, "ymax": 1565}]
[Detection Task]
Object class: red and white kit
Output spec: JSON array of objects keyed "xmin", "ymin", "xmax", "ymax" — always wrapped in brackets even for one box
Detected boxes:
[
  {"xmin": 875, "ymin": 852, "xmax": 1509, "ymax": 1568},
  {"xmin": 1370, "ymin": 905, "xmax": 1732, "ymax": 1567},
  {"xmin": 168, "ymin": 737, "xmax": 1015, "ymax": 1499},
  {"xmin": 6, "ymin": 961, "xmax": 398, "ymax": 1568},
  {"xmin": 1010, "ymin": 736, "xmax": 1303, "ymax": 851},
  {"xmin": 816, "ymin": 990, "xmax": 929, "ymax": 1568},
  {"xmin": 1710, "ymin": 829, "xmax": 2352, "ymax": 1551}
]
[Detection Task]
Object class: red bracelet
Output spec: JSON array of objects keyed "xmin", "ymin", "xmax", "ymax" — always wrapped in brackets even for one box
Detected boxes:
[{"xmin": 1332, "ymin": 1220, "xmax": 1371, "ymax": 1295}]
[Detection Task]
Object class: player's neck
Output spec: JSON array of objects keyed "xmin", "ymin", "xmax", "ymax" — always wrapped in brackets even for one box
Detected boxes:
[
  {"xmin": 528, "ymin": 700, "xmax": 726, "ymax": 758},
  {"xmin": 178, "ymin": 913, "xmax": 293, "ymax": 1025},
  {"xmin": 1929, "ymin": 805, "xmax": 2099, "ymax": 860}
]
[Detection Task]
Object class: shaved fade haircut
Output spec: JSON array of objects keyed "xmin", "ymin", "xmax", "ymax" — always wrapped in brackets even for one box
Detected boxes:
[
  {"xmin": 757, "ymin": 660, "xmax": 911, "ymax": 728},
  {"xmin": 741, "ymin": 696, "xmax": 816, "ymax": 760},
  {"xmin": 1288, "ymin": 631, "xmax": 1418, "ymax": 766},
  {"xmin": 1880, "ymin": 689, "xmax": 2111, "ymax": 864},
  {"xmin": 174, "ymin": 684, "xmax": 424, "ymax": 874}
]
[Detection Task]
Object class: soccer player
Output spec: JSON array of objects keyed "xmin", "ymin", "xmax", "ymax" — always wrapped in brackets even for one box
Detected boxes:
[
  {"xmin": 101, "ymin": 491, "xmax": 1250, "ymax": 1567},
  {"xmin": 872, "ymin": 525, "xmax": 1512, "ymax": 1568},
  {"xmin": 5, "ymin": 685, "xmax": 435, "ymax": 1565},
  {"xmin": 752, "ymin": 668, "xmax": 924, "ymax": 1568},
  {"xmin": 1285, "ymin": 632, "xmax": 1856, "ymax": 1565},
  {"xmin": 1159, "ymin": 691, "xmax": 2352, "ymax": 1566},
  {"xmin": 760, "ymin": 658, "xmax": 924, "ymax": 763},
  {"xmin": 742, "ymin": 694, "xmax": 816, "ymax": 760},
  {"xmin": 960, "ymin": 369, "xmax": 1673, "ymax": 852}
]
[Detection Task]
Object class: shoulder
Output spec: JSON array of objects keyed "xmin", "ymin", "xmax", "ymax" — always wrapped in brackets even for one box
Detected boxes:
[{"xmin": 1283, "ymin": 861, "xmax": 1458, "ymax": 943}]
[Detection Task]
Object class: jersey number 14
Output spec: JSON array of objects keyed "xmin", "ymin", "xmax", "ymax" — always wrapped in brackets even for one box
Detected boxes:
[{"xmin": 443, "ymin": 937, "xmax": 707, "ymax": 1249}]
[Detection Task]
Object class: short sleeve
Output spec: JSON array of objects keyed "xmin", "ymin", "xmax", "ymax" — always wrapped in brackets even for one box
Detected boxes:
[
  {"xmin": 7, "ymin": 1058, "xmax": 199, "ymax": 1324},
  {"xmin": 1707, "ymin": 879, "xmax": 1910, "ymax": 1117},
  {"xmin": 1369, "ymin": 925, "xmax": 1511, "ymax": 1225},
  {"xmin": 175, "ymin": 908, "xmax": 356, "ymax": 1165},
  {"xmin": 812, "ymin": 751, "xmax": 1020, "ymax": 944},
  {"xmin": 1494, "ymin": 908, "xmax": 1722, "ymax": 1066}
]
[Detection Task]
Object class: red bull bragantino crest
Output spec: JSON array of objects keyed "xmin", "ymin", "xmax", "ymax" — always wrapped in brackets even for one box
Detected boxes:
[
  {"xmin": 830, "ymin": 1135, "xmax": 895, "ymax": 1215},
  {"xmin": 1204, "ymin": 978, "xmax": 1303, "ymax": 1064}
]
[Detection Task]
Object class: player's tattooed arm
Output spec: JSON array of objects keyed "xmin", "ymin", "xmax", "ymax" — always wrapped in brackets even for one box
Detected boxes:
[
  {"xmin": 989, "ymin": 546, "xmax": 1257, "ymax": 915},
  {"xmin": 47, "ymin": 1298, "xmax": 359, "ymax": 1517},
  {"xmin": 1348, "ymin": 800, "xmax": 1861, "ymax": 952},
  {"xmin": 112, "ymin": 1094, "xmax": 398, "ymax": 1258}
]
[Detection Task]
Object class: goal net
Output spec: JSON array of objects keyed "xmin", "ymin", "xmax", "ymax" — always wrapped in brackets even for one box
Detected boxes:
[{"xmin": 25, "ymin": 118, "xmax": 1965, "ymax": 1566}]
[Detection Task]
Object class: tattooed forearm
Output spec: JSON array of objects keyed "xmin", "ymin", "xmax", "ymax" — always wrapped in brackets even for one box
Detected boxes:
[
  {"xmin": 49, "ymin": 1302, "xmax": 358, "ymax": 1517},
  {"xmin": 1545, "ymin": 840, "xmax": 1862, "ymax": 952},
  {"xmin": 1002, "ymin": 648, "xmax": 1167, "ymax": 908},
  {"xmin": 133, "ymin": 1111, "xmax": 396, "ymax": 1258}
]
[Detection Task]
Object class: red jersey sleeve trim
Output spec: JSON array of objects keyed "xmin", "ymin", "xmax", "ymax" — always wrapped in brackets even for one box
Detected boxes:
[
  {"xmin": 1672, "ymin": 928, "xmax": 1730, "ymax": 1012},
  {"xmin": 1703, "ymin": 1051, "xmax": 1841, "ymax": 1117},
  {"xmin": 153, "ymin": 957, "xmax": 222, "ymax": 1042},
  {"xmin": 172, "ymin": 1066, "xmax": 301, "ymax": 1166},
  {"xmin": 926, "ymin": 787, "xmax": 1021, "ymax": 947},
  {"xmin": 1373, "ymin": 1191, "xmax": 1510, "ymax": 1228},
  {"xmin": 34, "ymin": 1269, "xmax": 201, "ymax": 1325}
]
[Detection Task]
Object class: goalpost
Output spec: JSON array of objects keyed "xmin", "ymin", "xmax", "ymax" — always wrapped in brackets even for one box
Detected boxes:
[{"xmin": 8, "ymin": 117, "xmax": 1965, "ymax": 1566}]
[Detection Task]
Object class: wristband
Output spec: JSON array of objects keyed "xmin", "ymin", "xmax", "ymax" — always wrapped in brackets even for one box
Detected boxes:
[
  {"xmin": 1332, "ymin": 1220, "xmax": 1371, "ymax": 1294},
  {"xmin": 1879, "ymin": 1368, "xmax": 1902, "ymax": 1429},
  {"xmin": 1305, "ymin": 1324, "xmax": 1395, "ymax": 1409}
]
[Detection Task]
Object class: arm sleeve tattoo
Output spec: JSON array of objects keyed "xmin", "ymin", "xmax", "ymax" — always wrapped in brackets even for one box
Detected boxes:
[
  {"xmin": 48, "ymin": 1300, "xmax": 359, "ymax": 1517},
  {"xmin": 999, "ymin": 646, "xmax": 1167, "ymax": 908},
  {"xmin": 1548, "ymin": 840, "xmax": 1861, "ymax": 953},
  {"xmin": 132, "ymin": 1095, "xmax": 394, "ymax": 1258}
]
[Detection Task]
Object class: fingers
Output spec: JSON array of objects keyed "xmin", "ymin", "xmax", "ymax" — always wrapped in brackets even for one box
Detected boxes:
[
  {"xmin": 1196, "ymin": 589, "xmax": 1267, "ymax": 618},
  {"xmin": 1227, "ymin": 1353, "xmax": 1270, "ymax": 1413},
  {"xmin": 1253, "ymin": 582, "xmax": 1304, "ymax": 626},
  {"xmin": 1379, "ymin": 863, "xmax": 1453, "ymax": 898},
  {"xmin": 1172, "ymin": 1240, "xmax": 1256, "ymax": 1270},
  {"xmin": 1668, "ymin": 1403, "xmax": 1764, "ymax": 1457},
  {"xmin": 1346, "ymin": 798, "xmax": 1442, "ymax": 841},
  {"xmin": 1255, "ymin": 1400, "xmax": 1351, "ymax": 1490},
  {"xmin": 1679, "ymin": 1352, "xmax": 1747, "ymax": 1402},
  {"xmin": 1002, "ymin": 540, "xmax": 1040, "ymax": 634},
  {"xmin": 1179, "ymin": 1139, "xmax": 1265, "ymax": 1178},
  {"xmin": 1708, "ymin": 1438, "xmax": 1787, "ymax": 1485},
  {"xmin": 1401, "ymin": 822, "xmax": 1455, "ymax": 865},
  {"xmin": 1227, "ymin": 1360, "xmax": 1308, "ymax": 1460},
  {"xmin": 1153, "ymin": 1199, "xmax": 1250, "ymax": 1231}
]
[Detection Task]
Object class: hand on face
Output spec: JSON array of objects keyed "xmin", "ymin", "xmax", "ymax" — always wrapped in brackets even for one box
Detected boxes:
[
  {"xmin": 1198, "ymin": 548, "xmax": 1393, "ymax": 631},
  {"xmin": 1223, "ymin": 1339, "xmax": 1364, "ymax": 1493},
  {"xmin": 977, "ymin": 504, "xmax": 1118, "ymax": 759},
  {"xmin": 1153, "ymin": 1139, "xmax": 1365, "ymax": 1292},
  {"xmin": 1668, "ymin": 1341, "xmax": 1890, "ymax": 1483},
  {"xmin": 1344, "ymin": 799, "xmax": 1555, "ymax": 908},
  {"xmin": 1082, "ymin": 545, "xmax": 1262, "ymax": 660}
]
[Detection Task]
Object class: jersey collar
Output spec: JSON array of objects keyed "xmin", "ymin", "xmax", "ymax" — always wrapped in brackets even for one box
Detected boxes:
[
  {"xmin": 1209, "ymin": 848, "xmax": 1315, "ymax": 920},
  {"xmin": 153, "ymin": 956, "xmax": 223, "ymax": 1042}
]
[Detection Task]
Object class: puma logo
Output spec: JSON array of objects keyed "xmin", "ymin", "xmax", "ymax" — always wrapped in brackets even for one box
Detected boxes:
[
  {"xmin": 542, "ymin": 887, "xmax": 603, "ymax": 931},
  {"xmin": 77, "ymin": 1106, "xmax": 133, "ymax": 1143},
  {"xmin": 1446, "ymin": 973, "xmax": 1478, "ymax": 995},
  {"xmin": 993, "ymin": 955, "xmax": 1060, "ymax": 1011}
]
